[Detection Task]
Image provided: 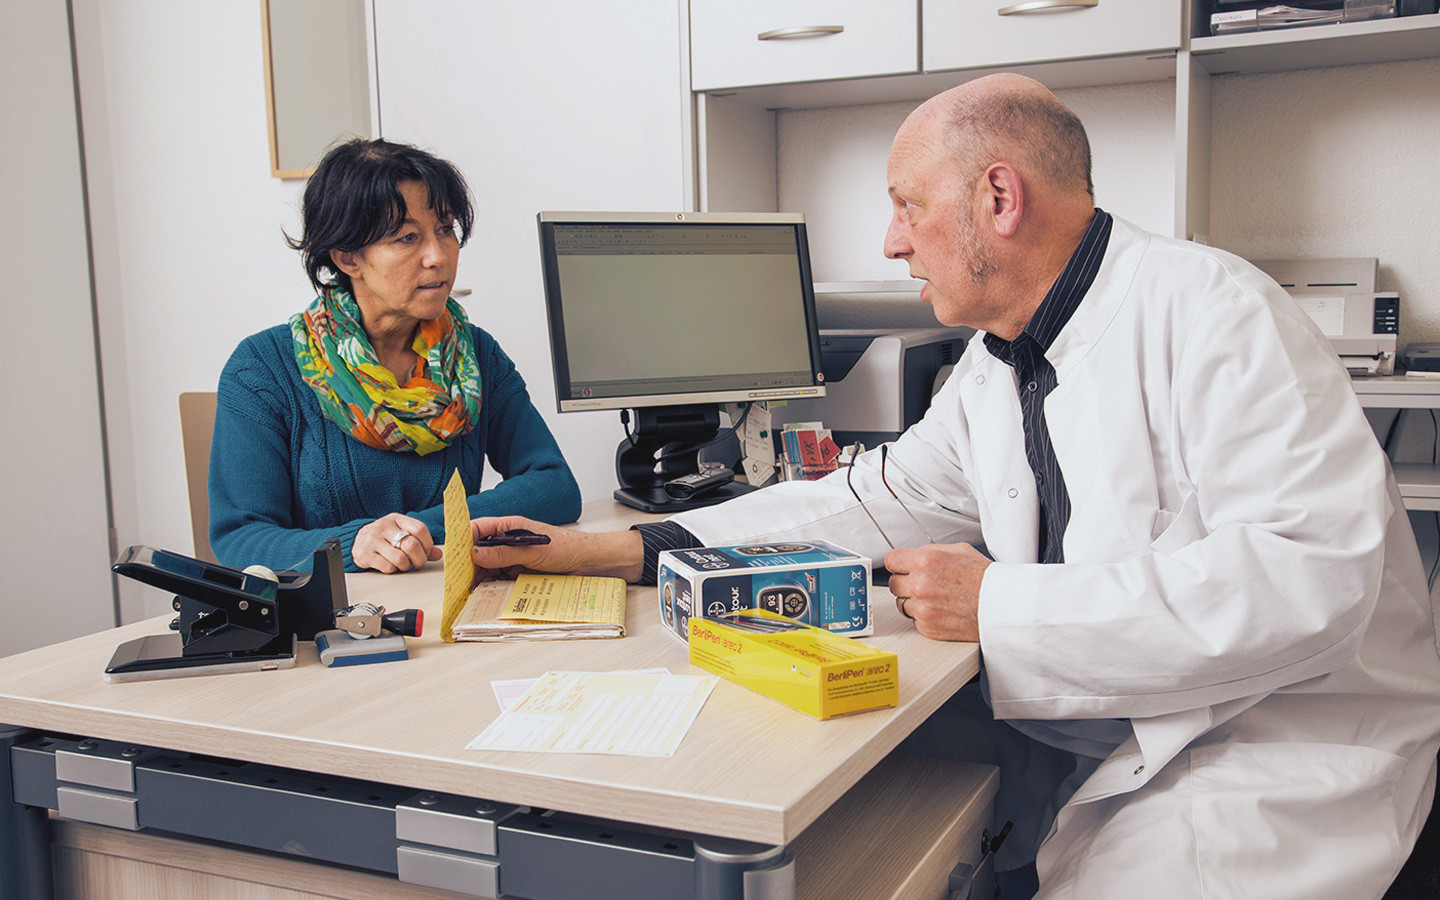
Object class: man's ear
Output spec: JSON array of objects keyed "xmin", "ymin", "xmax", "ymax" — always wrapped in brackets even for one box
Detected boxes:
[
  {"xmin": 983, "ymin": 163, "xmax": 1023, "ymax": 238},
  {"xmin": 330, "ymin": 248, "xmax": 362, "ymax": 279}
]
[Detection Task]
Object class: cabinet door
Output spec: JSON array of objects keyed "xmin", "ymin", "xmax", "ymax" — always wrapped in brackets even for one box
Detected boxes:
[
  {"xmin": 690, "ymin": 0, "xmax": 918, "ymax": 91},
  {"xmin": 4, "ymin": 0, "xmax": 118, "ymax": 655},
  {"xmin": 924, "ymin": 0, "xmax": 1182, "ymax": 72}
]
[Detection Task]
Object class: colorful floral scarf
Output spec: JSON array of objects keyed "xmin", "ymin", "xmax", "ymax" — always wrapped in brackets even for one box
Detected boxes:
[{"xmin": 290, "ymin": 286, "xmax": 481, "ymax": 455}]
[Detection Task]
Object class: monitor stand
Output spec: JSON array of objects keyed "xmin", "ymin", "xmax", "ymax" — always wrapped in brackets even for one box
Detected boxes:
[
  {"xmin": 613, "ymin": 481, "xmax": 755, "ymax": 514},
  {"xmin": 613, "ymin": 405, "xmax": 758, "ymax": 514}
]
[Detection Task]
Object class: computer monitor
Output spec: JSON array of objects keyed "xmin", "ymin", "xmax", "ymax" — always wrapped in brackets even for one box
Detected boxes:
[{"xmin": 537, "ymin": 211, "xmax": 827, "ymax": 513}]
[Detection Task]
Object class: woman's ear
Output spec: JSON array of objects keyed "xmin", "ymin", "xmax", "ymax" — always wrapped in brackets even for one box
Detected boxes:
[{"xmin": 329, "ymin": 248, "xmax": 361, "ymax": 279}]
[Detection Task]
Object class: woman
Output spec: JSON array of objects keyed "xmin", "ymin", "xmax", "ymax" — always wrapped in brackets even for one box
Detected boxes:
[{"xmin": 209, "ymin": 138, "xmax": 581, "ymax": 574}]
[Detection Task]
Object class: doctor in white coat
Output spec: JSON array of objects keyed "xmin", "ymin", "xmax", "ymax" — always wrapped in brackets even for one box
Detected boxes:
[{"xmin": 473, "ymin": 74, "xmax": 1440, "ymax": 899}]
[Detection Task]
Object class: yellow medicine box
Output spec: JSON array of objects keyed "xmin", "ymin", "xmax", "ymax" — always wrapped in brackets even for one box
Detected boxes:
[{"xmin": 688, "ymin": 609, "xmax": 898, "ymax": 720}]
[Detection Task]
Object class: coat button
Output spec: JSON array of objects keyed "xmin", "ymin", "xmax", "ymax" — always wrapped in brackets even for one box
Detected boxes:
[
  {"xmin": 1008, "ymin": 488, "xmax": 1019, "ymax": 498},
  {"xmin": 1133, "ymin": 765, "xmax": 1145, "ymax": 776},
  {"xmin": 976, "ymin": 374, "xmax": 986, "ymax": 385}
]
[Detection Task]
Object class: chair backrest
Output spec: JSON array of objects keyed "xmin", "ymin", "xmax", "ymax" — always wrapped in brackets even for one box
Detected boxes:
[{"xmin": 178, "ymin": 391, "xmax": 219, "ymax": 563}]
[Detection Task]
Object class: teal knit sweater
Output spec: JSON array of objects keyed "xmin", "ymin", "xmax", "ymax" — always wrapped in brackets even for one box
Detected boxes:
[{"xmin": 209, "ymin": 324, "xmax": 581, "ymax": 572}]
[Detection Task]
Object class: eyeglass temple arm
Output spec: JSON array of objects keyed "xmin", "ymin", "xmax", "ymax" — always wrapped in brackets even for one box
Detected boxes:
[
  {"xmin": 880, "ymin": 445, "xmax": 938, "ymax": 546},
  {"xmin": 846, "ymin": 454, "xmax": 896, "ymax": 551}
]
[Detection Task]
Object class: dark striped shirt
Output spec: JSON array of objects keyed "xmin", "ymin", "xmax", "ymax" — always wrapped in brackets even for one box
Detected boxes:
[
  {"xmin": 632, "ymin": 520, "xmax": 704, "ymax": 585},
  {"xmin": 982, "ymin": 209, "xmax": 1113, "ymax": 564}
]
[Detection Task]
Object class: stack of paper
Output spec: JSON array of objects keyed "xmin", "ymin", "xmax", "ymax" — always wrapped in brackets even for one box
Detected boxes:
[
  {"xmin": 451, "ymin": 574, "xmax": 626, "ymax": 642},
  {"xmin": 1210, "ymin": 1, "xmax": 1395, "ymax": 34},
  {"xmin": 440, "ymin": 468, "xmax": 626, "ymax": 642},
  {"xmin": 469, "ymin": 670, "xmax": 715, "ymax": 757},
  {"xmin": 725, "ymin": 401, "xmax": 776, "ymax": 488}
]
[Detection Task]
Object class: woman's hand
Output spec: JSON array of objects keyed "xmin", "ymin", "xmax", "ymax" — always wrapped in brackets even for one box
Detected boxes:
[
  {"xmin": 470, "ymin": 516, "xmax": 645, "ymax": 584},
  {"xmin": 354, "ymin": 513, "xmax": 442, "ymax": 573}
]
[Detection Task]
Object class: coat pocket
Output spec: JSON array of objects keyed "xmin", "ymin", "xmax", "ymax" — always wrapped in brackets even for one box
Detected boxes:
[
  {"xmin": 1150, "ymin": 494, "xmax": 1205, "ymax": 556},
  {"xmin": 1187, "ymin": 741, "xmax": 1405, "ymax": 899}
]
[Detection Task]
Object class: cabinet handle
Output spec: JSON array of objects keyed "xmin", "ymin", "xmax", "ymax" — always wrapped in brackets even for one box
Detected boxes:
[
  {"xmin": 998, "ymin": 0, "xmax": 1098, "ymax": 14},
  {"xmin": 756, "ymin": 25, "xmax": 845, "ymax": 40}
]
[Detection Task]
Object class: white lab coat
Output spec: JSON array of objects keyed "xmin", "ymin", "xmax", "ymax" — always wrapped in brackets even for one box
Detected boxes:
[{"xmin": 674, "ymin": 216, "xmax": 1440, "ymax": 898}]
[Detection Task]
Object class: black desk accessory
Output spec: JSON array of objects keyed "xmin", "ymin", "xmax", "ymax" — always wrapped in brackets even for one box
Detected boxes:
[
  {"xmin": 1402, "ymin": 342, "xmax": 1440, "ymax": 372},
  {"xmin": 614, "ymin": 406, "xmax": 755, "ymax": 513},
  {"xmin": 104, "ymin": 541, "xmax": 349, "ymax": 681}
]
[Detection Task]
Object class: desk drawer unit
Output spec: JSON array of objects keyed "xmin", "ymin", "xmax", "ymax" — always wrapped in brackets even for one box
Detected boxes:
[{"xmin": 4, "ymin": 726, "xmax": 999, "ymax": 900}]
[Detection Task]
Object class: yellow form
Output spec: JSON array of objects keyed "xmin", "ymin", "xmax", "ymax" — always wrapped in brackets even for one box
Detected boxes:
[
  {"xmin": 501, "ymin": 574, "xmax": 625, "ymax": 627},
  {"xmin": 440, "ymin": 468, "xmax": 474, "ymax": 642}
]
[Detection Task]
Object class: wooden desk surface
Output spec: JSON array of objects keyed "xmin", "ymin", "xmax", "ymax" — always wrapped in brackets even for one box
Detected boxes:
[{"xmin": 0, "ymin": 502, "xmax": 979, "ymax": 846}]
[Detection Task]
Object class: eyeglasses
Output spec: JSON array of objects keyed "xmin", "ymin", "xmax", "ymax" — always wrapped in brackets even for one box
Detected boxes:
[{"xmin": 845, "ymin": 444, "xmax": 936, "ymax": 550}]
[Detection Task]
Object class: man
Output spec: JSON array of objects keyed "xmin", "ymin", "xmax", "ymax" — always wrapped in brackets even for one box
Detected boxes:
[{"xmin": 473, "ymin": 74, "xmax": 1440, "ymax": 899}]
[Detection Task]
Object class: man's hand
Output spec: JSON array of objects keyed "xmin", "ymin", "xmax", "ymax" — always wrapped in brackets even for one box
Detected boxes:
[
  {"xmin": 884, "ymin": 542, "xmax": 991, "ymax": 642},
  {"xmin": 353, "ymin": 513, "xmax": 442, "ymax": 573},
  {"xmin": 470, "ymin": 516, "xmax": 645, "ymax": 584}
]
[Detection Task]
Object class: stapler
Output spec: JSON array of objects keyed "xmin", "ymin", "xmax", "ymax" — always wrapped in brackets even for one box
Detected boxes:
[{"xmin": 104, "ymin": 540, "xmax": 349, "ymax": 682}]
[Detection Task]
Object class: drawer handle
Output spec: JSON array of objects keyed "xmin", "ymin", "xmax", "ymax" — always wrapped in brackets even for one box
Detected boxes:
[
  {"xmin": 998, "ymin": 0, "xmax": 1099, "ymax": 14},
  {"xmin": 756, "ymin": 25, "xmax": 845, "ymax": 40}
]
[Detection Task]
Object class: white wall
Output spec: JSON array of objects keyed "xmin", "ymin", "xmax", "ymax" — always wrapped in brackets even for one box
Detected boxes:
[
  {"xmin": 777, "ymin": 82, "xmax": 1178, "ymax": 283},
  {"xmin": 371, "ymin": 0, "xmax": 689, "ymax": 509},
  {"xmin": 1209, "ymin": 59, "xmax": 1440, "ymax": 350}
]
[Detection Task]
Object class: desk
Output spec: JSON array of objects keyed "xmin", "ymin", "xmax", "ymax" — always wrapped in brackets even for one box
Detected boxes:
[{"xmin": 0, "ymin": 501, "xmax": 993, "ymax": 900}]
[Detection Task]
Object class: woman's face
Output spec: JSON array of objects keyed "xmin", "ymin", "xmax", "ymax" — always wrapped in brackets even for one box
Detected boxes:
[{"xmin": 334, "ymin": 180, "xmax": 460, "ymax": 335}]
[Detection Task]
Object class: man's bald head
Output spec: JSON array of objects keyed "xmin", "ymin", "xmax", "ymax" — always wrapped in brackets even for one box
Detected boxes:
[
  {"xmin": 904, "ymin": 74, "xmax": 1094, "ymax": 200},
  {"xmin": 885, "ymin": 74, "xmax": 1100, "ymax": 338}
]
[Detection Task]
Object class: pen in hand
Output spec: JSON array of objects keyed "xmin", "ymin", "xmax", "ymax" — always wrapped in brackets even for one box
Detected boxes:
[{"xmin": 474, "ymin": 528, "xmax": 551, "ymax": 547}]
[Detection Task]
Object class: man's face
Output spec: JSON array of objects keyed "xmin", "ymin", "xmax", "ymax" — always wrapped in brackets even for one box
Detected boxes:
[{"xmin": 883, "ymin": 129, "xmax": 998, "ymax": 329}]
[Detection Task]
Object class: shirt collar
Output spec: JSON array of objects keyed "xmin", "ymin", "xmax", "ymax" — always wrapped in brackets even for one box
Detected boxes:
[{"xmin": 984, "ymin": 209, "xmax": 1114, "ymax": 362}]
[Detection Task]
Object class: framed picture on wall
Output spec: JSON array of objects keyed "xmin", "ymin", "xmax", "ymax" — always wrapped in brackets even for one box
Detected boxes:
[{"xmin": 260, "ymin": 0, "xmax": 376, "ymax": 178}]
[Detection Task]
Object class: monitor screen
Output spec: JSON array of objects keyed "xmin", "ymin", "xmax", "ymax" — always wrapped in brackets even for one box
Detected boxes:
[{"xmin": 537, "ymin": 211, "xmax": 826, "ymax": 413}]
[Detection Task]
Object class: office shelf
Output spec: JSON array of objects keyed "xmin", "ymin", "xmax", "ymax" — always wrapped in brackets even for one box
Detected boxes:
[
  {"xmin": 1394, "ymin": 463, "xmax": 1440, "ymax": 512},
  {"xmin": 1192, "ymin": 14, "xmax": 1440, "ymax": 76},
  {"xmin": 1353, "ymin": 375, "xmax": 1440, "ymax": 410},
  {"xmin": 1353, "ymin": 376, "xmax": 1440, "ymax": 511}
]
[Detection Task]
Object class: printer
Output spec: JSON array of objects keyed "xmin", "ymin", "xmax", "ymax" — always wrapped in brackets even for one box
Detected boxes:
[
  {"xmin": 768, "ymin": 326, "xmax": 970, "ymax": 449},
  {"xmin": 765, "ymin": 282, "xmax": 970, "ymax": 449},
  {"xmin": 1255, "ymin": 257, "xmax": 1399, "ymax": 376}
]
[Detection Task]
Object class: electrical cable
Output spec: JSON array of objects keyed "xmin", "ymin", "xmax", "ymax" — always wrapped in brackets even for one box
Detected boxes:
[
  {"xmin": 658, "ymin": 401, "xmax": 754, "ymax": 462},
  {"xmin": 1382, "ymin": 408, "xmax": 1404, "ymax": 454},
  {"xmin": 1429, "ymin": 410, "xmax": 1439, "ymax": 591}
]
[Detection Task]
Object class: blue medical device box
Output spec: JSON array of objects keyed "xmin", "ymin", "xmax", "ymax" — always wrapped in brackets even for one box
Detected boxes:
[{"xmin": 657, "ymin": 541, "xmax": 871, "ymax": 643}]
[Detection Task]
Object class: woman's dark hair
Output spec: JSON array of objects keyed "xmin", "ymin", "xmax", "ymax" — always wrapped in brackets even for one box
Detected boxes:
[{"xmin": 287, "ymin": 138, "xmax": 474, "ymax": 294}]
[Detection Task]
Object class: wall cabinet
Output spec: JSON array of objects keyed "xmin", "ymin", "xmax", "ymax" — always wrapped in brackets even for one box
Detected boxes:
[
  {"xmin": 924, "ymin": 0, "xmax": 1182, "ymax": 73},
  {"xmin": 689, "ymin": 4, "xmax": 1440, "ymax": 247},
  {"xmin": 689, "ymin": 0, "xmax": 918, "ymax": 91}
]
